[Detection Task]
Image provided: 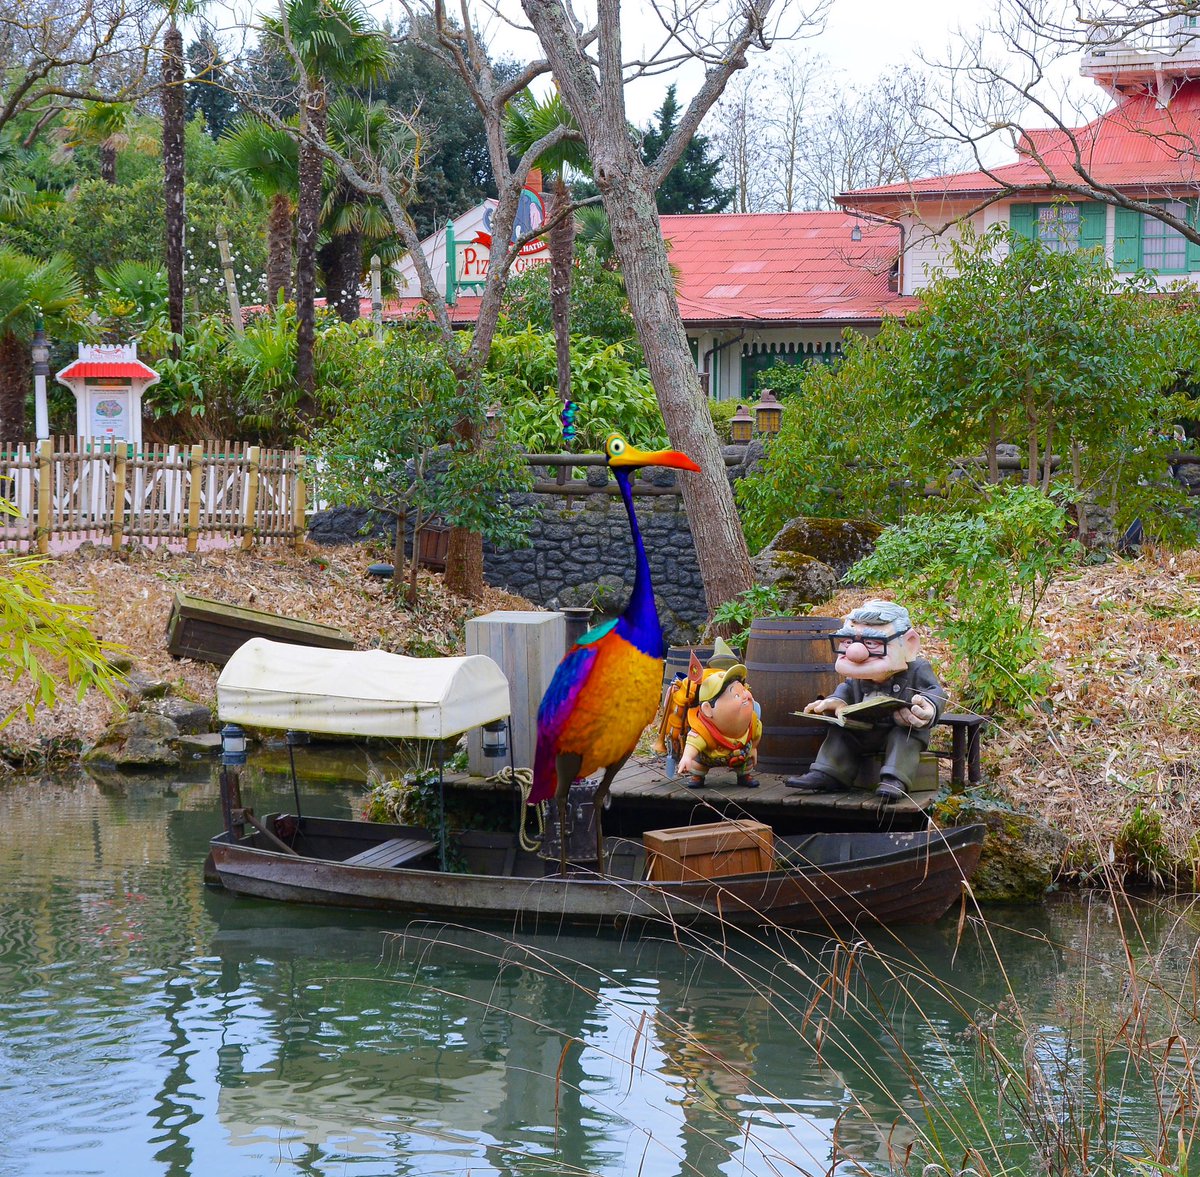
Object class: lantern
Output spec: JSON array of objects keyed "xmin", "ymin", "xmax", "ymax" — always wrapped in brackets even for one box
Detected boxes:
[
  {"xmin": 729, "ymin": 403, "xmax": 754, "ymax": 443},
  {"xmin": 220, "ymin": 723, "xmax": 248, "ymax": 766},
  {"xmin": 755, "ymin": 389, "xmax": 784, "ymax": 438},
  {"xmin": 482, "ymin": 718, "xmax": 508, "ymax": 759}
]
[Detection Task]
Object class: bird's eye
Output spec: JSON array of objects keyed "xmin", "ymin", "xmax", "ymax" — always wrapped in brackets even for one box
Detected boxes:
[{"xmin": 608, "ymin": 437, "xmax": 626, "ymax": 457}]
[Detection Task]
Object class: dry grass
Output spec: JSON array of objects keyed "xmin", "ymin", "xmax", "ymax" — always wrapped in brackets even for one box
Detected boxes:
[{"xmin": 7, "ymin": 541, "xmax": 535, "ymax": 761}]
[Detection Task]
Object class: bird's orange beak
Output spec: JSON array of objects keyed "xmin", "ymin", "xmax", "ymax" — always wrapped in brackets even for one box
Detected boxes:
[{"xmin": 608, "ymin": 439, "xmax": 701, "ymax": 472}]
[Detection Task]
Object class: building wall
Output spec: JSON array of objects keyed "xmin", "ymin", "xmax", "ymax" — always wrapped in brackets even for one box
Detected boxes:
[{"xmin": 900, "ymin": 199, "xmax": 1200, "ymax": 294}]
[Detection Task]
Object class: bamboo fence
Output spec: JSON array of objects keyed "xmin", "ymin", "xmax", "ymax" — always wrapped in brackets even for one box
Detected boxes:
[{"xmin": 0, "ymin": 438, "xmax": 307, "ymax": 554}]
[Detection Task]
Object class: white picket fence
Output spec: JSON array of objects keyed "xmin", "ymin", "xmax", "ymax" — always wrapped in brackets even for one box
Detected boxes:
[{"xmin": 0, "ymin": 438, "xmax": 308, "ymax": 553}]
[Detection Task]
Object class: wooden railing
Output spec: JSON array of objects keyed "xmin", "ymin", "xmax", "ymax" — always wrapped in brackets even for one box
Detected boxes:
[{"xmin": 0, "ymin": 438, "xmax": 307, "ymax": 553}]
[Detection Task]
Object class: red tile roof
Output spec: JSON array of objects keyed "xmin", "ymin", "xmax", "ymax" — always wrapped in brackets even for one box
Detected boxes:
[
  {"xmin": 57, "ymin": 360, "xmax": 159, "ymax": 381},
  {"xmin": 661, "ymin": 211, "xmax": 909, "ymax": 324},
  {"xmin": 841, "ymin": 80, "xmax": 1200, "ymax": 210}
]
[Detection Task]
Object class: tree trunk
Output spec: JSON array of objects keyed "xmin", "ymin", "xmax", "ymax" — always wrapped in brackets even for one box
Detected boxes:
[
  {"xmin": 99, "ymin": 143, "xmax": 117, "ymax": 184},
  {"xmin": 987, "ymin": 412, "xmax": 1000, "ymax": 484},
  {"xmin": 295, "ymin": 85, "xmax": 326, "ymax": 398},
  {"xmin": 319, "ymin": 225, "xmax": 364, "ymax": 323},
  {"xmin": 550, "ymin": 174, "xmax": 574, "ymax": 412},
  {"xmin": 162, "ymin": 21, "xmax": 186, "ymax": 353},
  {"xmin": 265, "ymin": 192, "xmax": 294, "ymax": 307},
  {"xmin": 443, "ymin": 414, "xmax": 484, "ymax": 599},
  {"xmin": 0, "ymin": 332, "xmax": 30, "ymax": 442},
  {"xmin": 595, "ymin": 147, "xmax": 752, "ymax": 612}
]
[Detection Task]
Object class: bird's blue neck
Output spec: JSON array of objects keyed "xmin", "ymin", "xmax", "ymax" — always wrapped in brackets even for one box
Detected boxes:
[{"xmin": 615, "ymin": 468, "xmax": 664, "ymax": 659}]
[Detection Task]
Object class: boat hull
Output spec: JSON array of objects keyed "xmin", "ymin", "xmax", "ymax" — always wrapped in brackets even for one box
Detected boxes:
[{"xmin": 208, "ymin": 818, "xmax": 985, "ymax": 935}]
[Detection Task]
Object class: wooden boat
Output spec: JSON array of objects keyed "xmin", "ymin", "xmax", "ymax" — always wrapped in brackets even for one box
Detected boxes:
[
  {"xmin": 207, "ymin": 639, "xmax": 986, "ymax": 935},
  {"xmin": 208, "ymin": 813, "xmax": 984, "ymax": 934}
]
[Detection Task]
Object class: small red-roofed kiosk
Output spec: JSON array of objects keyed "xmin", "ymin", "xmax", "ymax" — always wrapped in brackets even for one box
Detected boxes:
[{"xmin": 55, "ymin": 343, "xmax": 159, "ymax": 444}]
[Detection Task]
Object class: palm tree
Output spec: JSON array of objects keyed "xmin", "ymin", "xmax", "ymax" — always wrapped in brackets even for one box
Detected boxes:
[
  {"xmin": 218, "ymin": 116, "xmax": 299, "ymax": 306},
  {"xmin": 162, "ymin": 10, "xmax": 189, "ymax": 350},
  {"xmin": 0, "ymin": 249, "xmax": 81, "ymax": 441},
  {"xmin": 320, "ymin": 96, "xmax": 415, "ymax": 321},
  {"xmin": 260, "ymin": 0, "xmax": 391, "ymax": 396},
  {"xmin": 504, "ymin": 90, "xmax": 590, "ymax": 424},
  {"xmin": 63, "ymin": 101, "xmax": 133, "ymax": 184}
]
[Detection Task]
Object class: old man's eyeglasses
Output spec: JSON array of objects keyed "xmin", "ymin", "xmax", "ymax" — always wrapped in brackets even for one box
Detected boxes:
[{"xmin": 831, "ymin": 625, "xmax": 910, "ymax": 658}]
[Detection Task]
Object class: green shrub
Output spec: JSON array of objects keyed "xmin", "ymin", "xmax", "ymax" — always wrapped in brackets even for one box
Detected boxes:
[{"xmin": 846, "ymin": 484, "xmax": 1082, "ymax": 714}]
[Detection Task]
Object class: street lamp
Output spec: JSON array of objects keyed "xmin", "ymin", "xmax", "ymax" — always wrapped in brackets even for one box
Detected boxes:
[
  {"xmin": 32, "ymin": 317, "xmax": 50, "ymax": 441},
  {"xmin": 729, "ymin": 403, "xmax": 754, "ymax": 444},
  {"xmin": 755, "ymin": 389, "xmax": 784, "ymax": 438}
]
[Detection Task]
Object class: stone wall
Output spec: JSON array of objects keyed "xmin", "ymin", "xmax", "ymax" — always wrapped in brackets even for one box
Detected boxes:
[{"xmin": 308, "ymin": 445, "xmax": 765, "ymax": 643}]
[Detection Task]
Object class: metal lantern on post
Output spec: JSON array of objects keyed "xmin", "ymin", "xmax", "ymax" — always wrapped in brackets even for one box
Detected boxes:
[
  {"xmin": 729, "ymin": 403, "xmax": 754, "ymax": 444},
  {"xmin": 32, "ymin": 317, "xmax": 50, "ymax": 441},
  {"xmin": 219, "ymin": 723, "xmax": 247, "ymax": 841},
  {"xmin": 484, "ymin": 404, "xmax": 501, "ymax": 437},
  {"xmin": 755, "ymin": 389, "xmax": 784, "ymax": 439}
]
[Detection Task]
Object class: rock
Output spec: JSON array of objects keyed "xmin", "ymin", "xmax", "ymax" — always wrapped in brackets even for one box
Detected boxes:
[
  {"xmin": 750, "ymin": 549, "xmax": 838, "ymax": 613},
  {"xmin": 758, "ymin": 516, "xmax": 884, "ymax": 579},
  {"xmin": 177, "ymin": 732, "xmax": 222, "ymax": 756},
  {"xmin": 140, "ymin": 697, "xmax": 213, "ymax": 735},
  {"xmin": 83, "ymin": 713, "xmax": 181, "ymax": 770},
  {"xmin": 935, "ymin": 795, "xmax": 1067, "ymax": 904},
  {"xmin": 120, "ymin": 670, "xmax": 171, "ymax": 701}
]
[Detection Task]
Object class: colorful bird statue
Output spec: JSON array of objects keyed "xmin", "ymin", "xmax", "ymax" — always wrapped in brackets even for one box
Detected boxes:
[{"xmin": 530, "ymin": 432, "xmax": 701, "ymax": 875}]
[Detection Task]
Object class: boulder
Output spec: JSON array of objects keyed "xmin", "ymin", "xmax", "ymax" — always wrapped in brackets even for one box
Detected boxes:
[
  {"xmin": 750, "ymin": 548, "xmax": 838, "ymax": 614},
  {"xmin": 935, "ymin": 795, "xmax": 1067, "ymax": 904},
  {"xmin": 759, "ymin": 516, "xmax": 884, "ymax": 579},
  {"xmin": 119, "ymin": 669, "xmax": 171, "ymax": 702},
  {"xmin": 140, "ymin": 697, "xmax": 213, "ymax": 735},
  {"xmin": 83, "ymin": 713, "xmax": 181, "ymax": 770}
]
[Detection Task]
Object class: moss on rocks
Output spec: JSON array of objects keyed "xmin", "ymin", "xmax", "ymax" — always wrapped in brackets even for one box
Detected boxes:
[{"xmin": 762, "ymin": 517, "xmax": 884, "ymax": 579}]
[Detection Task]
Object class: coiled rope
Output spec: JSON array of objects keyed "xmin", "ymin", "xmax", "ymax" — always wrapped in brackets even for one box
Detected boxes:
[{"xmin": 486, "ymin": 765, "xmax": 543, "ymax": 852}]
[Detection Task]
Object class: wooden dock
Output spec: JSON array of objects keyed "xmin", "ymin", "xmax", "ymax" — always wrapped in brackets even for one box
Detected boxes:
[{"xmin": 447, "ymin": 751, "xmax": 938, "ymax": 833}]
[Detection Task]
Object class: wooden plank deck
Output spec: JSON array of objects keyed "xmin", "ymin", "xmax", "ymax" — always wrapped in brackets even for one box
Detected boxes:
[{"xmin": 447, "ymin": 752, "xmax": 937, "ymax": 821}]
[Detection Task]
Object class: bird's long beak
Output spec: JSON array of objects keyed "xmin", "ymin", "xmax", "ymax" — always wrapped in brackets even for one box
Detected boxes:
[{"xmin": 610, "ymin": 441, "xmax": 701, "ymax": 472}]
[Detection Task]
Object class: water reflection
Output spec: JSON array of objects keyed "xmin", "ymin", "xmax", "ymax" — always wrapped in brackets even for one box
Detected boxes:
[{"xmin": 1, "ymin": 764, "xmax": 1198, "ymax": 1176}]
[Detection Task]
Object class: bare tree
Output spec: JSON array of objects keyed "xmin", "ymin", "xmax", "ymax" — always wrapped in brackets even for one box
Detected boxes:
[
  {"xmin": 0, "ymin": 0, "xmax": 158, "ymax": 141},
  {"xmin": 919, "ymin": 0, "xmax": 1200, "ymax": 246},
  {"xmin": 515, "ymin": 0, "xmax": 835, "ymax": 612},
  {"xmin": 767, "ymin": 50, "xmax": 819, "ymax": 211},
  {"xmin": 710, "ymin": 69, "xmax": 772, "ymax": 213}
]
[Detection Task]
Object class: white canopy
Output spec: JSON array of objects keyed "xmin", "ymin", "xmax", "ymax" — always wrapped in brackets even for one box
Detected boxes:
[{"xmin": 216, "ymin": 638, "xmax": 511, "ymax": 739}]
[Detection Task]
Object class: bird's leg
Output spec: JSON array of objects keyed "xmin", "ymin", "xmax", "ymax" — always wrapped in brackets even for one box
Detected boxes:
[
  {"xmin": 554, "ymin": 752, "xmax": 583, "ymax": 878},
  {"xmin": 593, "ymin": 753, "xmax": 631, "ymax": 877}
]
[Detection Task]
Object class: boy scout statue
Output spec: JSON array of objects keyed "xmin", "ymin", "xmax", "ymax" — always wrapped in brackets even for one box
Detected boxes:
[{"xmin": 786, "ymin": 599, "xmax": 945, "ymax": 802}]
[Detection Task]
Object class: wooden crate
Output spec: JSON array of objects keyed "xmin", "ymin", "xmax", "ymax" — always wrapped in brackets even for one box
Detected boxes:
[
  {"xmin": 166, "ymin": 590, "xmax": 356, "ymax": 666},
  {"xmin": 644, "ymin": 820, "xmax": 775, "ymax": 883}
]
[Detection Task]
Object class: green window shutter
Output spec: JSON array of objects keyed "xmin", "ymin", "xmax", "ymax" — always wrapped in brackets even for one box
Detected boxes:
[
  {"xmin": 1187, "ymin": 201, "xmax": 1200, "ymax": 272},
  {"xmin": 1113, "ymin": 206, "xmax": 1141, "ymax": 270},
  {"xmin": 1009, "ymin": 203, "xmax": 1036, "ymax": 240},
  {"xmin": 1078, "ymin": 202, "xmax": 1106, "ymax": 252}
]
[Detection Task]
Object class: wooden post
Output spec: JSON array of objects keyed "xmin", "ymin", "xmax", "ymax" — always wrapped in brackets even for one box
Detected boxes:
[
  {"xmin": 241, "ymin": 444, "xmax": 260, "ymax": 551},
  {"xmin": 370, "ymin": 253, "xmax": 383, "ymax": 342},
  {"xmin": 292, "ymin": 451, "xmax": 307, "ymax": 550},
  {"xmin": 186, "ymin": 443, "xmax": 203, "ymax": 553},
  {"xmin": 111, "ymin": 442, "xmax": 127, "ymax": 552},
  {"xmin": 217, "ymin": 224, "xmax": 244, "ymax": 336},
  {"xmin": 35, "ymin": 439, "xmax": 52, "ymax": 555},
  {"xmin": 464, "ymin": 611, "xmax": 565, "ymax": 776}
]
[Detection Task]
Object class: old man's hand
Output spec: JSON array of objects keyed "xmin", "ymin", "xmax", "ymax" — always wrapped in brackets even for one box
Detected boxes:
[{"xmin": 895, "ymin": 694, "xmax": 935, "ymax": 728}]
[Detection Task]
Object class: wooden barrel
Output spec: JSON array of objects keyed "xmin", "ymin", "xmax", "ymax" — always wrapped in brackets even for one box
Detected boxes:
[
  {"xmin": 661, "ymin": 644, "xmax": 716, "ymax": 690},
  {"xmin": 744, "ymin": 616, "xmax": 841, "ymax": 773}
]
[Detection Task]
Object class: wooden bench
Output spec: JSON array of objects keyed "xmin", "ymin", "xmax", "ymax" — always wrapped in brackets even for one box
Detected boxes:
[
  {"xmin": 932, "ymin": 712, "xmax": 988, "ymax": 791},
  {"xmin": 343, "ymin": 836, "xmax": 437, "ymax": 869}
]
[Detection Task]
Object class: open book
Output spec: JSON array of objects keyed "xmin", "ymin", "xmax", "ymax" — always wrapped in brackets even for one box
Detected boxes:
[{"xmin": 790, "ymin": 694, "xmax": 907, "ymax": 731}]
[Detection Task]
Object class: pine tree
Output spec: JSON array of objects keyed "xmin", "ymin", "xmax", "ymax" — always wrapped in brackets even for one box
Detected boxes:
[
  {"xmin": 641, "ymin": 84, "xmax": 733, "ymax": 214},
  {"xmin": 187, "ymin": 29, "xmax": 240, "ymax": 139}
]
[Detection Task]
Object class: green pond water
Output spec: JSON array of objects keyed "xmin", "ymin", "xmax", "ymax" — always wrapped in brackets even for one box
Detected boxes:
[{"xmin": 2, "ymin": 756, "xmax": 1198, "ymax": 1177}]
